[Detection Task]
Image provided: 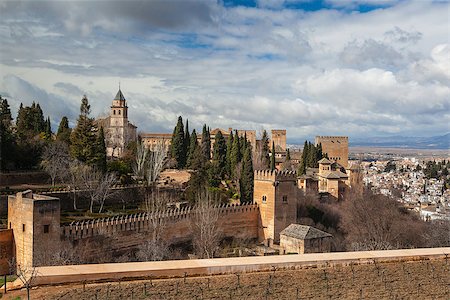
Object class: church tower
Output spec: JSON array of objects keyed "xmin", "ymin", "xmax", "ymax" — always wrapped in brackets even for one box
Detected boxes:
[{"xmin": 108, "ymin": 89, "xmax": 132, "ymax": 157}]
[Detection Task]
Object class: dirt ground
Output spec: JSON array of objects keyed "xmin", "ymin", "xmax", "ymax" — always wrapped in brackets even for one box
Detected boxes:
[{"xmin": 2, "ymin": 258, "xmax": 449, "ymax": 299}]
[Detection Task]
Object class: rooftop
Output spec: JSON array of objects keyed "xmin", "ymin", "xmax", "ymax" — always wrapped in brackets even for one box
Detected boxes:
[{"xmin": 280, "ymin": 224, "xmax": 332, "ymax": 240}]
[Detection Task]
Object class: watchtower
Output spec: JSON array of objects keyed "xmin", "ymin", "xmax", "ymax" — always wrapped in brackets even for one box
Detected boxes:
[
  {"xmin": 315, "ymin": 136, "xmax": 349, "ymax": 168},
  {"xmin": 8, "ymin": 190, "xmax": 60, "ymax": 268},
  {"xmin": 254, "ymin": 170, "xmax": 297, "ymax": 244},
  {"xmin": 271, "ymin": 129, "xmax": 286, "ymax": 152}
]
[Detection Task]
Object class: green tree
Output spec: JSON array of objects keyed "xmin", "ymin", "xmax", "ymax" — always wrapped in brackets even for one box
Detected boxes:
[
  {"xmin": 184, "ymin": 119, "xmax": 190, "ymax": 163},
  {"xmin": 186, "ymin": 129, "xmax": 198, "ymax": 168},
  {"xmin": 170, "ymin": 116, "xmax": 186, "ymax": 169},
  {"xmin": 201, "ymin": 124, "xmax": 211, "ymax": 162},
  {"xmin": 225, "ymin": 131, "xmax": 234, "ymax": 177},
  {"xmin": 270, "ymin": 141, "xmax": 276, "ymax": 171},
  {"xmin": 230, "ymin": 130, "xmax": 241, "ymax": 178},
  {"xmin": 212, "ymin": 131, "xmax": 227, "ymax": 178},
  {"xmin": 306, "ymin": 142, "xmax": 317, "ymax": 168},
  {"xmin": 298, "ymin": 140, "xmax": 308, "ymax": 175},
  {"xmin": 56, "ymin": 116, "xmax": 71, "ymax": 144},
  {"xmin": 261, "ymin": 130, "xmax": 270, "ymax": 168},
  {"xmin": 93, "ymin": 127, "xmax": 107, "ymax": 173},
  {"xmin": 240, "ymin": 145, "xmax": 254, "ymax": 203},
  {"xmin": 0, "ymin": 96, "xmax": 15, "ymax": 170},
  {"xmin": 70, "ymin": 95, "xmax": 97, "ymax": 164},
  {"xmin": 286, "ymin": 148, "xmax": 291, "ymax": 161},
  {"xmin": 42, "ymin": 116, "xmax": 52, "ymax": 140}
]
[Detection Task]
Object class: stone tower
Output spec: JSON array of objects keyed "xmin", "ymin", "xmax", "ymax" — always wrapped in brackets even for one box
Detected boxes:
[
  {"xmin": 254, "ymin": 170, "xmax": 297, "ymax": 244},
  {"xmin": 271, "ymin": 129, "xmax": 287, "ymax": 152},
  {"xmin": 8, "ymin": 190, "xmax": 60, "ymax": 268},
  {"xmin": 109, "ymin": 89, "xmax": 131, "ymax": 157},
  {"xmin": 315, "ymin": 136, "xmax": 349, "ymax": 168}
]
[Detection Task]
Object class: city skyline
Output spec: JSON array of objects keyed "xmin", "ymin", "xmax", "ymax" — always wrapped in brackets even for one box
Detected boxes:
[{"xmin": 0, "ymin": 0, "xmax": 448, "ymax": 141}]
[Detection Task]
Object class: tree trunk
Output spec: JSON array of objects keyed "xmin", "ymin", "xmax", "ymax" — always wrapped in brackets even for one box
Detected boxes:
[
  {"xmin": 89, "ymin": 199, "xmax": 94, "ymax": 213},
  {"xmin": 98, "ymin": 200, "xmax": 105, "ymax": 214},
  {"xmin": 72, "ymin": 189, "xmax": 77, "ymax": 210}
]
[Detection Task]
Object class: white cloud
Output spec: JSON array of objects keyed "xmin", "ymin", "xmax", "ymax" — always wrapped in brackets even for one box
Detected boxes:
[{"xmin": 0, "ymin": 0, "xmax": 448, "ymax": 141}]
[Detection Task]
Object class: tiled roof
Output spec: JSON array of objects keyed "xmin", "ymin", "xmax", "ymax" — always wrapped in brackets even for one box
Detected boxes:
[
  {"xmin": 114, "ymin": 89, "xmax": 126, "ymax": 101},
  {"xmin": 318, "ymin": 158, "xmax": 332, "ymax": 164},
  {"xmin": 280, "ymin": 224, "xmax": 332, "ymax": 240}
]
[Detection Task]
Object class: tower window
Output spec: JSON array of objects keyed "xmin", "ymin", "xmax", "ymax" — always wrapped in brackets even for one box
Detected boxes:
[
  {"xmin": 262, "ymin": 196, "xmax": 267, "ymax": 203},
  {"xmin": 44, "ymin": 224, "xmax": 49, "ymax": 233},
  {"xmin": 22, "ymin": 224, "xmax": 25, "ymax": 232},
  {"xmin": 113, "ymin": 110, "xmax": 116, "ymax": 115},
  {"xmin": 282, "ymin": 195, "xmax": 288, "ymax": 203},
  {"xmin": 118, "ymin": 110, "xmax": 121, "ymax": 115}
]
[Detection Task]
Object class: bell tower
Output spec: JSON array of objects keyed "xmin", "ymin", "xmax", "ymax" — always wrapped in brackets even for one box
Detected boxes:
[
  {"xmin": 110, "ymin": 88, "xmax": 128, "ymax": 127},
  {"xmin": 108, "ymin": 88, "xmax": 129, "ymax": 157}
]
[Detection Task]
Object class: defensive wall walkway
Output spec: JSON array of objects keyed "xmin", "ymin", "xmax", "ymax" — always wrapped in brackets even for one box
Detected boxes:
[{"xmin": 31, "ymin": 247, "xmax": 450, "ymax": 286}]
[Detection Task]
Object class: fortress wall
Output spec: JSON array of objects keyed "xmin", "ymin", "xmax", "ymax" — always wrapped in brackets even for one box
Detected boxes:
[
  {"xmin": 31, "ymin": 247, "xmax": 450, "ymax": 287},
  {"xmin": 61, "ymin": 203, "xmax": 259, "ymax": 258}
]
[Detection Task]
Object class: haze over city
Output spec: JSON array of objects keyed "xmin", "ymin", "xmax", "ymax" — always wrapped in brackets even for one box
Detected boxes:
[{"xmin": 1, "ymin": 0, "xmax": 449, "ymax": 142}]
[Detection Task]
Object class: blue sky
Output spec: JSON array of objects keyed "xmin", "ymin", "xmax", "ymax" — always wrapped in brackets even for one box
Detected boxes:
[{"xmin": 0, "ymin": 0, "xmax": 448, "ymax": 143}]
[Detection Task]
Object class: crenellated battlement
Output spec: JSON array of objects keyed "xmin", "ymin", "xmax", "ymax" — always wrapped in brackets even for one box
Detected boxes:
[
  {"xmin": 254, "ymin": 170, "xmax": 297, "ymax": 182},
  {"xmin": 61, "ymin": 203, "xmax": 259, "ymax": 240},
  {"xmin": 315, "ymin": 136, "xmax": 348, "ymax": 141}
]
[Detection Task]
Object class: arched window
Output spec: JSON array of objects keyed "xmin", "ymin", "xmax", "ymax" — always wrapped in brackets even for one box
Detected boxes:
[
  {"xmin": 262, "ymin": 196, "xmax": 267, "ymax": 203},
  {"xmin": 113, "ymin": 110, "xmax": 116, "ymax": 115},
  {"xmin": 118, "ymin": 110, "xmax": 121, "ymax": 115}
]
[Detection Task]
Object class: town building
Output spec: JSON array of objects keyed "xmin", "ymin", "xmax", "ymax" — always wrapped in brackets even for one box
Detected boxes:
[{"xmin": 280, "ymin": 224, "xmax": 332, "ymax": 254}]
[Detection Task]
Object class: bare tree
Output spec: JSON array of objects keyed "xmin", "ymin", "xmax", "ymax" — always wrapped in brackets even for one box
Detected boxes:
[
  {"xmin": 40, "ymin": 141, "xmax": 70, "ymax": 186},
  {"xmin": 132, "ymin": 140, "xmax": 148, "ymax": 182},
  {"xmin": 136, "ymin": 189, "xmax": 171, "ymax": 261},
  {"xmin": 191, "ymin": 190, "xmax": 222, "ymax": 259},
  {"xmin": 79, "ymin": 166, "xmax": 118, "ymax": 213},
  {"xmin": 8, "ymin": 258, "xmax": 38, "ymax": 300},
  {"xmin": 67, "ymin": 159, "xmax": 86, "ymax": 210}
]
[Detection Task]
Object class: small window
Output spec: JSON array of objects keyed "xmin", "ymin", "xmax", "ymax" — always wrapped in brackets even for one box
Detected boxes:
[
  {"xmin": 282, "ymin": 195, "xmax": 288, "ymax": 203},
  {"xmin": 113, "ymin": 110, "xmax": 116, "ymax": 115},
  {"xmin": 44, "ymin": 225, "xmax": 49, "ymax": 233},
  {"xmin": 22, "ymin": 224, "xmax": 25, "ymax": 232},
  {"xmin": 118, "ymin": 110, "xmax": 121, "ymax": 115},
  {"xmin": 9, "ymin": 222, "xmax": 11, "ymax": 229},
  {"xmin": 262, "ymin": 196, "xmax": 267, "ymax": 203}
]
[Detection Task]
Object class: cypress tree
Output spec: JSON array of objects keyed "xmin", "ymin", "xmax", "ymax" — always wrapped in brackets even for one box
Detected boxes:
[
  {"xmin": 261, "ymin": 130, "xmax": 270, "ymax": 169},
  {"xmin": 186, "ymin": 129, "xmax": 198, "ymax": 168},
  {"xmin": 316, "ymin": 143, "xmax": 323, "ymax": 162},
  {"xmin": 170, "ymin": 116, "xmax": 185, "ymax": 169},
  {"xmin": 298, "ymin": 140, "xmax": 308, "ymax": 175},
  {"xmin": 43, "ymin": 116, "xmax": 52, "ymax": 140},
  {"xmin": 70, "ymin": 95, "xmax": 97, "ymax": 164},
  {"xmin": 240, "ymin": 145, "xmax": 254, "ymax": 203},
  {"xmin": 184, "ymin": 119, "xmax": 190, "ymax": 162},
  {"xmin": 0, "ymin": 97, "xmax": 14, "ymax": 170},
  {"xmin": 286, "ymin": 148, "xmax": 291, "ymax": 161},
  {"xmin": 212, "ymin": 131, "xmax": 227, "ymax": 178},
  {"xmin": 270, "ymin": 141, "xmax": 276, "ymax": 171},
  {"xmin": 94, "ymin": 127, "xmax": 107, "ymax": 173},
  {"xmin": 230, "ymin": 130, "xmax": 241, "ymax": 178},
  {"xmin": 225, "ymin": 131, "xmax": 234, "ymax": 177},
  {"xmin": 307, "ymin": 142, "xmax": 317, "ymax": 168},
  {"xmin": 201, "ymin": 124, "xmax": 211, "ymax": 162},
  {"xmin": 56, "ymin": 116, "xmax": 72, "ymax": 144}
]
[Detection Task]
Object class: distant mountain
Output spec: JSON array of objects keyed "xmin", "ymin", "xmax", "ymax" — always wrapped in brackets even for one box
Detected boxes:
[{"xmin": 351, "ymin": 133, "xmax": 450, "ymax": 149}]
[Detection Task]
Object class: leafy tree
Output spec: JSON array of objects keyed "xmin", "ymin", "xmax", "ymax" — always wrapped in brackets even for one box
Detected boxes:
[
  {"xmin": 56, "ymin": 116, "xmax": 71, "ymax": 144},
  {"xmin": 201, "ymin": 124, "xmax": 211, "ymax": 162},
  {"xmin": 0, "ymin": 96, "xmax": 15, "ymax": 170},
  {"xmin": 186, "ymin": 129, "xmax": 198, "ymax": 168},
  {"xmin": 184, "ymin": 119, "xmax": 190, "ymax": 162},
  {"xmin": 70, "ymin": 95, "xmax": 97, "ymax": 164},
  {"xmin": 261, "ymin": 130, "xmax": 270, "ymax": 168},
  {"xmin": 42, "ymin": 116, "xmax": 52, "ymax": 140},
  {"xmin": 212, "ymin": 131, "xmax": 227, "ymax": 178},
  {"xmin": 170, "ymin": 116, "xmax": 185, "ymax": 169},
  {"xmin": 230, "ymin": 130, "xmax": 241, "ymax": 178},
  {"xmin": 225, "ymin": 131, "xmax": 234, "ymax": 177},
  {"xmin": 93, "ymin": 127, "xmax": 107, "ymax": 173},
  {"xmin": 270, "ymin": 141, "xmax": 276, "ymax": 171},
  {"xmin": 298, "ymin": 140, "xmax": 308, "ymax": 175},
  {"xmin": 240, "ymin": 144, "xmax": 254, "ymax": 202}
]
